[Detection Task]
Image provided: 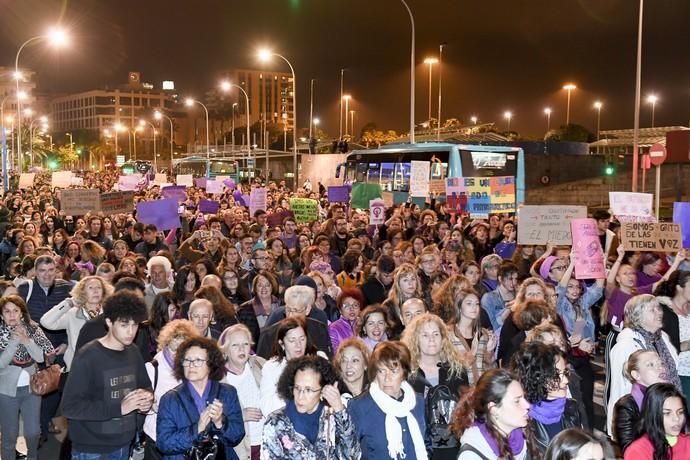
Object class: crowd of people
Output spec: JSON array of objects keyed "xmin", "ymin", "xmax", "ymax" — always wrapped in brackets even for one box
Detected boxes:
[{"xmin": 0, "ymin": 169, "xmax": 689, "ymax": 460}]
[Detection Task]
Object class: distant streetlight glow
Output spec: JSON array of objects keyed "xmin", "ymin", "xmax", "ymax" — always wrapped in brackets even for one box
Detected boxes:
[
  {"xmin": 503, "ymin": 111, "xmax": 513, "ymax": 130},
  {"xmin": 423, "ymin": 57, "xmax": 438, "ymax": 123},
  {"xmin": 313, "ymin": 117, "xmax": 320, "ymax": 126},
  {"xmin": 594, "ymin": 101, "xmax": 603, "ymax": 150},
  {"xmin": 646, "ymin": 94, "xmax": 658, "ymax": 127},
  {"xmin": 544, "ymin": 107, "xmax": 552, "ymax": 131},
  {"xmin": 470, "ymin": 116, "xmax": 478, "ymax": 124},
  {"xmin": 562, "ymin": 83, "xmax": 577, "ymax": 125}
]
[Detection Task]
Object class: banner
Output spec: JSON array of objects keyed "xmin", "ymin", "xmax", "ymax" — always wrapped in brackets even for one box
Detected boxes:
[
  {"xmin": 328, "ymin": 186, "xmax": 350, "ymax": 203},
  {"xmin": 194, "ymin": 177, "xmax": 208, "ymax": 189},
  {"xmin": 198, "ymin": 199, "xmax": 220, "ymax": 214},
  {"xmin": 161, "ymin": 185, "xmax": 187, "ymax": 203},
  {"xmin": 118, "ymin": 175, "xmax": 141, "ymax": 191},
  {"xmin": 673, "ymin": 202, "xmax": 690, "ymax": 248},
  {"xmin": 176, "ymin": 174, "xmax": 194, "ymax": 187},
  {"xmin": 446, "ymin": 176, "xmax": 516, "ymax": 217},
  {"xmin": 369, "ymin": 198, "xmax": 386, "ymax": 225},
  {"xmin": 517, "ymin": 205, "xmax": 587, "ymax": 245},
  {"xmin": 99, "ymin": 191, "xmax": 134, "ymax": 215},
  {"xmin": 206, "ymin": 180, "xmax": 223, "ymax": 194},
  {"xmin": 289, "ymin": 198, "xmax": 318, "ymax": 224},
  {"xmin": 351, "ymin": 183, "xmax": 382, "ymax": 209},
  {"xmin": 61, "ymin": 189, "xmax": 100, "ymax": 216},
  {"xmin": 18, "ymin": 173, "xmax": 35, "ymax": 189},
  {"xmin": 52, "ymin": 171, "xmax": 73, "ymax": 189},
  {"xmin": 410, "ymin": 161, "xmax": 430, "ymax": 197},
  {"xmin": 249, "ymin": 187, "xmax": 267, "ymax": 216},
  {"xmin": 267, "ymin": 210, "xmax": 295, "ymax": 228},
  {"xmin": 609, "ymin": 192, "xmax": 655, "ymax": 222},
  {"xmin": 570, "ymin": 218, "xmax": 606, "ymax": 279},
  {"xmin": 620, "ymin": 222, "xmax": 683, "ymax": 252},
  {"xmin": 136, "ymin": 198, "xmax": 180, "ymax": 230}
]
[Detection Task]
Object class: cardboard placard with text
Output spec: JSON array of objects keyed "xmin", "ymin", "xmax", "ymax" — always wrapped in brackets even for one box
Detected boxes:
[
  {"xmin": 289, "ymin": 198, "xmax": 318, "ymax": 224},
  {"xmin": 517, "ymin": 205, "xmax": 587, "ymax": 245},
  {"xmin": 61, "ymin": 189, "xmax": 101, "ymax": 216},
  {"xmin": 570, "ymin": 218, "xmax": 606, "ymax": 279},
  {"xmin": 99, "ymin": 191, "xmax": 134, "ymax": 215},
  {"xmin": 19, "ymin": 173, "xmax": 35, "ymax": 190},
  {"xmin": 410, "ymin": 161, "xmax": 430, "ymax": 197},
  {"xmin": 620, "ymin": 222, "xmax": 683, "ymax": 252}
]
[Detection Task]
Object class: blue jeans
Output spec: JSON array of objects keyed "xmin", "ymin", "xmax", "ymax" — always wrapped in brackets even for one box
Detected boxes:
[
  {"xmin": 71, "ymin": 445, "xmax": 130, "ymax": 460},
  {"xmin": 0, "ymin": 385, "xmax": 41, "ymax": 460}
]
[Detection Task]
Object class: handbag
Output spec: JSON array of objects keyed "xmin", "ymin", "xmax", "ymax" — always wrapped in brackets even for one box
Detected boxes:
[
  {"xmin": 177, "ymin": 384, "xmax": 226, "ymax": 460},
  {"xmin": 30, "ymin": 355, "xmax": 62, "ymax": 396}
]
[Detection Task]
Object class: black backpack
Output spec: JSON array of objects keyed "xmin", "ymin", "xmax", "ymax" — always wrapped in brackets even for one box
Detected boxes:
[{"xmin": 425, "ymin": 382, "xmax": 459, "ymax": 449}]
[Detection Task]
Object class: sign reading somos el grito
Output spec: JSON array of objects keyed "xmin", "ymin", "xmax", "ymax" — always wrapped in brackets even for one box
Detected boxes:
[{"xmin": 620, "ymin": 222, "xmax": 683, "ymax": 252}]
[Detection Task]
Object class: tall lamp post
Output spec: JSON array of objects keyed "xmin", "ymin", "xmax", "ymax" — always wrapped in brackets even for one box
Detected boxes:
[
  {"xmin": 400, "ymin": 0, "xmax": 416, "ymax": 143},
  {"xmin": 423, "ymin": 57, "xmax": 438, "ymax": 126},
  {"xmin": 342, "ymin": 95, "xmax": 351, "ymax": 137},
  {"xmin": 1, "ymin": 92, "xmax": 26, "ymax": 189},
  {"xmin": 646, "ymin": 94, "xmax": 658, "ymax": 128},
  {"xmin": 258, "ymin": 49, "xmax": 298, "ymax": 190},
  {"xmin": 185, "ymin": 98, "xmax": 210, "ymax": 177},
  {"xmin": 350, "ymin": 110, "xmax": 356, "ymax": 141},
  {"xmin": 338, "ymin": 68, "xmax": 345, "ymax": 141},
  {"xmin": 562, "ymin": 83, "xmax": 576, "ymax": 125},
  {"xmin": 544, "ymin": 108, "xmax": 552, "ymax": 132},
  {"xmin": 220, "ymin": 81, "xmax": 251, "ymax": 163},
  {"xmin": 436, "ymin": 43, "xmax": 445, "ymax": 141},
  {"xmin": 631, "ymin": 0, "xmax": 644, "ymax": 192},
  {"xmin": 154, "ymin": 111, "xmax": 174, "ymax": 172},
  {"xmin": 503, "ymin": 111, "xmax": 513, "ymax": 131},
  {"xmin": 593, "ymin": 101, "xmax": 603, "ymax": 141}
]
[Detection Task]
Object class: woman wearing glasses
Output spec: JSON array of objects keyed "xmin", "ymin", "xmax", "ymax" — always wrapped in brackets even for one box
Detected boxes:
[
  {"xmin": 156, "ymin": 336, "xmax": 245, "ymax": 460},
  {"xmin": 261, "ymin": 355, "xmax": 360, "ymax": 459}
]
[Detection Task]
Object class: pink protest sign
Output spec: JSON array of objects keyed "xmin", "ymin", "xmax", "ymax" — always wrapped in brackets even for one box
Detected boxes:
[{"xmin": 570, "ymin": 218, "xmax": 606, "ymax": 279}]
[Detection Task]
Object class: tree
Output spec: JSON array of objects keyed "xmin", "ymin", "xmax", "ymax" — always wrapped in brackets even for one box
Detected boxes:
[{"xmin": 544, "ymin": 124, "xmax": 595, "ymax": 142}]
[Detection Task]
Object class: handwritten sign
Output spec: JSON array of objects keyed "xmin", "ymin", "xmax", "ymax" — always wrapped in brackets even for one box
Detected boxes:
[
  {"xmin": 446, "ymin": 176, "xmax": 516, "ymax": 217},
  {"xmin": 176, "ymin": 174, "xmax": 194, "ymax": 187},
  {"xmin": 370, "ymin": 198, "xmax": 386, "ymax": 225},
  {"xmin": 19, "ymin": 173, "xmax": 35, "ymax": 189},
  {"xmin": 61, "ymin": 189, "xmax": 100, "ymax": 216},
  {"xmin": 621, "ymin": 222, "xmax": 683, "ymax": 252},
  {"xmin": 99, "ymin": 191, "xmax": 134, "ymax": 215},
  {"xmin": 289, "ymin": 198, "xmax": 318, "ymax": 224},
  {"xmin": 51, "ymin": 171, "xmax": 73, "ymax": 189},
  {"xmin": 194, "ymin": 177, "xmax": 208, "ymax": 189},
  {"xmin": 206, "ymin": 180, "xmax": 223, "ymax": 194},
  {"xmin": 118, "ymin": 175, "xmax": 141, "ymax": 191},
  {"xmin": 136, "ymin": 198, "xmax": 180, "ymax": 230},
  {"xmin": 570, "ymin": 218, "xmax": 606, "ymax": 279},
  {"xmin": 154, "ymin": 173, "xmax": 167, "ymax": 184},
  {"xmin": 673, "ymin": 202, "xmax": 690, "ymax": 249},
  {"xmin": 328, "ymin": 186, "xmax": 350, "ymax": 203},
  {"xmin": 429, "ymin": 179, "xmax": 446, "ymax": 195},
  {"xmin": 249, "ymin": 187, "xmax": 267, "ymax": 217},
  {"xmin": 410, "ymin": 161, "xmax": 430, "ymax": 197},
  {"xmin": 517, "ymin": 205, "xmax": 587, "ymax": 245},
  {"xmin": 610, "ymin": 192, "xmax": 655, "ymax": 222}
]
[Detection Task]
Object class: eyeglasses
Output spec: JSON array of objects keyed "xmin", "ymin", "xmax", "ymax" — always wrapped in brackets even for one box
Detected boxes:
[
  {"xmin": 342, "ymin": 302, "xmax": 360, "ymax": 310},
  {"xmin": 286, "ymin": 307, "xmax": 307, "ymax": 315},
  {"xmin": 182, "ymin": 358, "xmax": 207, "ymax": 368},
  {"xmin": 292, "ymin": 386, "xmax": 322, "ymax": 396}
]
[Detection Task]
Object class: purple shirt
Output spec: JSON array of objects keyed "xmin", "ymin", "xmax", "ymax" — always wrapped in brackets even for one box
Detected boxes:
[{"xmin": 607, "ymin": 284, "xmax": 653, "ymax": 327}]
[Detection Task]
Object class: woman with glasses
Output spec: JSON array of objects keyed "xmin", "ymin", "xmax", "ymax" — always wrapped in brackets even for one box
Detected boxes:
[
  {"xmin": 156, "ymin": 336, "xmax": 244, "ymax": 460},
  {"xmin": 479, "ymin": 254, "xmax": 503, "ymax": 293},
  {"xmin": 511, "ymin": 342, "xmax": 584, "ymax": 451},
  {"xmin": 329, "ymin": 288, "xmax": 364, "ymax": 353},
  {"xmin": 261, "ymin": 355, "xmax": 360, "ymax": 459}
]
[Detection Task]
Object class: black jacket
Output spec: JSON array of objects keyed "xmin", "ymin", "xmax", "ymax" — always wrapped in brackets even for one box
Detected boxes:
[
  {"xmin": 531, "ymin": 398, "xmax": 582, "ymax": 452},
  {"xmin": 255, "ymin": 316, "xmax": 332, "ymax": 359},
  {"xmin": 359, "ymin": 275, "xmax": 389, "ymax": 306},
  {"xmin": 612, "ymin": 394, "xmax": 640, "ymax": 453}
]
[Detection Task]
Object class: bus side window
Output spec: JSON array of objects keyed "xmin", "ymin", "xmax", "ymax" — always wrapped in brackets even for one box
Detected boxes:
[
  {"xmin": 355, "ymin": 163, "xmax": 368, "ymax": 183},
  {"xmin": 380, "ymin": 162, "xmax": 395, "ymax": 192},
  {"xmin": 395, "ymin": 162, "xmax": 411, "ymax": 192}
]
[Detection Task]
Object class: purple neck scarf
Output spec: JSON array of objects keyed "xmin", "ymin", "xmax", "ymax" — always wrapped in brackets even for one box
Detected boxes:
[
  {"xmin": 631, "ymin": 383, "xmax": 647, "ymax": 410},
  {"xmin": 528, "ymin": 397, "xmax": 567, "ymax": 424},
  {"xmin": 186, "ymin": 380, "xmax": 212, "ymax": 415},
  {"xmin": 163, "ymin": 348, "xmax": 175, "ymax": 369},
  {"xmin": 476, "ymin": 422, "xmax": 525, "ymax": 457}
]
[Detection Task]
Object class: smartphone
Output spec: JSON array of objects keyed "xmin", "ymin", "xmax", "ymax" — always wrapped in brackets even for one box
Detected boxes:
[{"xmin": 178, "ymin": 205, "xmax": 184, "ymax": 215}]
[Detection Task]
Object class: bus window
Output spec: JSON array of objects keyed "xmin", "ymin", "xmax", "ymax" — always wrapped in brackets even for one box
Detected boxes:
[
  {"xmin": 430, "ymin": 162, "xmax": 447, "ymax": 180},
  {"xmin": 395, "ymin": 162, "xmax": 411, "ymax": 192},
  {"xmin": 368, "ymin": 163, "xmax": 381, "ymax": 183},
  {"xmin": 380, "ymin": 162, "xmax": 395, "ymax": 191},
  {"xmin": 355, "ymin": 163, "xmax": 368, "ymax": 183}
]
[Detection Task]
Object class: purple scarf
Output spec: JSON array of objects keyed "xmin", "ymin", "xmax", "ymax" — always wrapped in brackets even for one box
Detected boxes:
[
  {"xmin": 476, "ymin": 422, "xmax": 525, "ymax": 457},
  {"xmin": 163, "ymin": 348, "xmax": 175, "ymax": 369},
  {"xmin": 528, "ymin": 397, "xmax": 567, "ymax": 424},
  {"xmin": 631, "ymin": 383, "xmax": 647, "ymax": 410},
  {"xmin": 186, "ymin": 380, "xmax": 211, "ymax": 415}
]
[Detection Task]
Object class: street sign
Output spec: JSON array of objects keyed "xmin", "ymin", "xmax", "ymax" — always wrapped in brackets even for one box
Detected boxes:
[{"xmin": 649, "ymin": 143, "xmax": 667, "ymax": 166}]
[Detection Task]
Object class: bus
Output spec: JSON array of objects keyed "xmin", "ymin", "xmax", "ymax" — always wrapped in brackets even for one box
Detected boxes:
[
  {"xmin": 171, "ymin": 156, "xmax": 241, "ymax": 181},
  {"xmin": 335, "ymin": 142, "xmax": 525, "ymax": 215}
]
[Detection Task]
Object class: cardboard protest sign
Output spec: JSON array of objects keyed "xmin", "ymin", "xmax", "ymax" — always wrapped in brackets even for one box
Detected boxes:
[
  {"xmin": 446, "ymin": 176, "xmax": 516, "ymax": 217},
  {"xmin": 369, "ymin": 198, "xmax": 386, "ymax": 225},
  {"xmin": 136, "ymin": 198, "xmax": 180, "ymax": 230},
  {"xmin": 410, "ymin": 161, "xmax": 430, "ymax": 197},
  {"xmin": 673, "ymin": 202, "xmax": 690, "ymax": 248},
  {"xmin": 161, "ymin": 185, "xmax": 187, "ymax": 203},
  {"xmin": 517, "ymin": 205, "xmax": 587, "ymax": 245},
  {"xmin": 176, "ymin": 174, "xmax": 194, "ymax": 187},
  {"xmin": 118, "ymin": 175, "xmax": 141, "ymax": 191},
  {"xmin": 61, "ymin": 189, "xmax": 100, "ymax": 216},
  {"xmin": 19, "ymin": 173, "xmax": 35, "ymax": 189},
  {"xmin": 382, "ymin": 192, "xmax": 394, "ymax": 208},
  {"xmin": 351, "ymin": 183, "xmax": 382, "ymax": 209},
  {"xmin": 570, "ymin": 218, "xmax": 606, "ymax": 279},
  {"xmin": 328, "ymin": 186, "xmax": 350, "ymax": 203},
  {"xmin": 99, "ymin": 191, "xmax": 134, "ymax": 215},
  {"xmin": 609, "ymin": 192, "xmax": 655, "ymax": 222},
  {"xmin": 205, "ymin": 180, "xmax": 223, "ymax": 194},
  {"xmin": 267, "ymin": 210, "xmax": 295, "ymax": 227},
  {"xmin": 52, "ymin": 171, "xmax": 73, "ymax": 189},
  {"xmin": 620, "ymin": 222, "xmax": 683, "ymax": 252},
  {"xmin": 429, "ymin": 179, "xmax": 446, "ymax": 195},
  {"xmin": 154, "ymin": 173, "xmax": 167, "ymax": 184},
  {"xmin": 71, "ymin": 177, "xmax": 84, "ymax": 186},
  {"xmin": 289, "ymin": 198, "xmax": 318, "ymax": 224},
  {"xmin": 249, "ymin": 187, "xmax": 267, "ymax": 216},
  {"xmin": 198, "ymin": 199, "xmax": 220, "ymax": 214}
]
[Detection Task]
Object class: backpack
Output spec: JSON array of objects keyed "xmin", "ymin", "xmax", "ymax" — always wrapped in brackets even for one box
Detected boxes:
[{"xmin": 425, "ymin": 382, "xmax": 459, "ymax": 449}]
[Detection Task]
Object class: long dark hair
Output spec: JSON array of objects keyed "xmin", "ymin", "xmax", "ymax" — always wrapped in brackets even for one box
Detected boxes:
[
  {"xmin": 639, "ymin": 383, "xmax": 689, "ymax": 460},
  {"xmin": 654, "ymin": 270, "xmax": 690, "ymax": 298},
  {"xmin": 544, "ymin": 428, "xmax": 606, "ymax": 460},
  {"xmin": 173, "ymin": 265, "xmax": 199, "ymax": 302}
]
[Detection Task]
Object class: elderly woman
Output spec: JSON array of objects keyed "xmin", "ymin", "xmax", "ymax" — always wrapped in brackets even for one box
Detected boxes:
[
  {"xmin": 40, "ymin": 275, "xmax": 114, "ymax": 370},
  {"xmin": 219, "ymin": 324, "xmax": 266, "ymax": 460},
  {"xmin": 607, "ymin": 294, "xmax": 680, "ymax": 431},
  {"xmin": 0, "ymin": 296, "xmax": 54, "ymax": 460},
  {"xmin": 156, "ymin": 336, "xmax": 245, "ymax": 460},
  {"xmin": 143, "ymin": 320, "xmax": 199, "ymax": 459},
  {"xmin": 328, "ymin": 288, "xmax": 364, "ymax": 353},
  {"xmin": 261, "ymin": 355, "xmax": 361, "ymax": 459},
  {"xmin": 334, "ymin": 338, "xmax": 370, "ymax": 400},
  {"xmin": 348, "ymin": 341, "xmax": 431, "ymax": 460}
]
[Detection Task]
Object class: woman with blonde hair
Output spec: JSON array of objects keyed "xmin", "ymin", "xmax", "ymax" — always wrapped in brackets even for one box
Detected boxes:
[
  {"xmin": 383, "ymin": 263, "xmax": 424, "ymax": 340},
  {"xmin": 402, "ymin": 312, "xmax": 468, "ymax": 459},
  {"xmin": 333, "ymin": 337, "xmax": 370, "ymax": 399}
]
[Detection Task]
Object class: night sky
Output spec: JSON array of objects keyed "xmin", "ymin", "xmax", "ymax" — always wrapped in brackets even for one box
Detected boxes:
[{"xmin": 1, "ymin": 0, "xmax": 689, "ymax": 139}]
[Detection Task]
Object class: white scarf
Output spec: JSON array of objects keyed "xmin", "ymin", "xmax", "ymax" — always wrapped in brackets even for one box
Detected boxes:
[{"xmin": 369, "ymin": 380, "xmax": 428, "ymax": 460}]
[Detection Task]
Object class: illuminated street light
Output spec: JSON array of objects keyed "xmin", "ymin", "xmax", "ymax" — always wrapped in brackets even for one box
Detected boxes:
[
  {"xmin": 219, "ymin": 80, "xmax": 251, "ymax": 162},
  {"xmin": 503, "ymin": 111, "xmax": 513, "ymax": 131},
  {"xmin": 470, "ymin": 116, "xmax": 478, "ymax": 125},
  {"xmin": 646, "ymin": 94, "xmax": 658, "ymax": 128},
  {"xmin": 185, "ymin": 98, "xmax": 210, "ymax": 176},
  {"xmin": 154, "ymin": 110, "xmax": 175, "ymax": 172},
  {"xmin": 544, "ymin": 107, "xmax": 552, "ymax": 132},
  {"xmin": 342, "ymin": 95, "xmax": 352, "ymax": 136},
  {"xmin": 423, "ymin": 57, "xmax": 438, "ymax": 123},
  {"xmin": 562, "ymin": 83, "xmax": 576, "ymax": 125},
  {"xmin": 313, "ymin": 117, "xmax": 320, "ymax": 126}
]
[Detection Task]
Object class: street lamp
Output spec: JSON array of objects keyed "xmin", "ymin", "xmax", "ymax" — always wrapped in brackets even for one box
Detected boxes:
[
  {"xmin": 185, "ymin": 97, "xmax": 210, "ymax": 177},
  {"xmin": 66, "ymin": 132, "xmax": 73, "ymax": 169},
  {"xmin": 350, "ymin": 110, "xmax": 356, "ymax": 140},
  {"xmin": 342, "ymin": 95, "xmax": 351, "ymax": 137},
  {"xmin": 470, "ymin": 116, "xmax": 478, "ymax": 125},
  {"xmin": 423, "ymin": 57, "xmax": 438, "ymax": 125},
  {"xmin": 593, "ymin": 101, "xmax": 603, "ymax": 154},
  {"xmin": 1, "ymin": 91, "xmax": 27, "ymax": 189},
  {"xmin": 436, "ymin": 43, "xmax": 446, "ymax": 141},
  {"xmin": 154, "ymin": 110, "xmax": 175, "ymax": 172},
  {"xmin": 544, "ymin": 108, "xmax": 552, "ymax": 132},
  {"xmin": 503, "ymin": 111, "xmax": 513, "ymax": 131},
  {"xmin": 132, "ymin": 125, "xmax": 143, "ymax": 161},
  {"xmin": 219, "ymin": 80, "xmax": 251, "ymax": 162},
  {"xmin": 400, "ymin": 0, "xmax": 416, "ymax": 143},
  {"xmin": 646, "ymin": 94, "xmax": 658, "ymax": 128},
  {"xmin": 15, "ymin": 26, "xmax": 70, "ymax": 174},
  {"xmin": 562, "ymin": 83, "xmax": 576, "ymax": 125},
  {"xmin": 313, "ymin": 117, "xmax": 320, "ymax": 126},
  {"xmin": 258, "ymin": 49, "xmax": 298, "ymax": 189},
  {"xmin": 631, "ymin": 0, "xmax": 645, "ymax": 192}
]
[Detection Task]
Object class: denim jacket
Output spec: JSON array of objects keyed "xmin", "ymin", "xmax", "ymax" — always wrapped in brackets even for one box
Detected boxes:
[
  {"xmin": 556, "ymin": 284, "xmax": 603, "ymax": 341},
  {"xmin": 480, "ymin": 289, "xmax": 507, "ymax": 331}
]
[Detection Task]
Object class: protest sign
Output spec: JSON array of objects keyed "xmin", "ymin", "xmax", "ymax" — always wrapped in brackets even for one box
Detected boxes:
[
  {"xmin": 446, "ymin": 176, "xmax": 516, "ymax": 217},
  {"xmin": 429, "ymin": 179, "xmax": 446, "ymax": 195},
  {"xmin": 410, "ymin": 161, "xmax": 430, "ymax": 197},
  {"xmin": 328, "ymin": 186, "xmax": 350, "ymax": 203},
  {"xmin": 61, "ymin": 189, "xmax": 100, "ymax": 216},
  {"xmin": 198, "ymin": 199, "xmax": 220, "ymax": 214},
  {"xmin": 206, "ymin": 180, "xmax": 223, "ymax": 194},
  {"xmin": 71, "ymin": 177, "xmax": 84, "ymax": 186},
  {"xmin": 52, "ymin": 171, "xmax": 73, "ymax": 189},
  {"xmin": 118, "ymin": 175, "xmax": 141, "ymax": 191},
  {"xmin": 609, "ymin": 192, "xmax": 655, "ymax": 222},
  {"xmin": 673, "ymin": 202, "xmax": 690, "ymax": 248},
  {"xmin": 99, "ymin": 191, "xmax": 134, "ymax": 215},
  {"xmin": 194, "ymin": 177, "xmax": 208, "ymax": 189},
  {"xmin": 351, "ymin": 183, "xmax": 382, "ymax": 209},
  {"xmin": 620, "ymin": 222, "xmax": 683, "ymax": 252},
  {"xmin": 136, "ymin": 198, "xmax": 179, "ymax": 230},
  {"xmin": 267, "ymin": 210, "xmax": 295, "ymax": 227},
  {"xmin": 517, "ymin": 205, "xmax": 587, "ymax": 245},
  {"xmin": 289, "ymin": 198, "xmax": 318, "ymax": 224},
  {"xmin": 249, "ymin": 187, "xmax": 267, "ymax": 216},
  {"xmin": 370, "ymin": 198, "xmax": 386, "ymax": 225},
  {"xmin": 570, "ymin": 218, "xmax": 606, "ymax": 279},
  {"xmin": 154, "ymin": 173, "xmax": 167, "ymax": 184},
  {"xmin": 382, "ymin": 192, "xmax": 394, "ymax": 208},
  {"xmin": 161, "ymin": 185, "xmax": 187, "ymax": 203},
  {"xmin": 176, "ymin": 174, "xmax": 194, "ymax": 187},
  {"xmin": 18, "ymin": 173, "xmax": 35, "ymax": 189}
]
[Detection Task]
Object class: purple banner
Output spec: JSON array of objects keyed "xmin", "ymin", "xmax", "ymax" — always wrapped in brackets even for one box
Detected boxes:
[
  {"xmin": 673, "ymin": 202, "xmax": 690, "ymax": 248},
  {"xmin": 195, "ymin": 177, "xmax": 208, "ymax": 189},
  {"xmin": 328, "ymin": 185, "xmax": 350, "ymax": 203},
  {"xmin": 161, "ymin": 185, "xmax": 187, "ymax": 203},
  {"xmin": 199, "ymin": 199, "xmax": 220, "ymax": 214},
  {"xmin": 136, "ymin": 198, "xmax": 179, "ymax": 231}
]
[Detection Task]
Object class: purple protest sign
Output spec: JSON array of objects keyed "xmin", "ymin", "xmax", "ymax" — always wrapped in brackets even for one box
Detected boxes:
[
  {"xmin": 136, "ymin": 198, "xmax": 179, "ymax": 231},
  {"xmin": 223, "ymin": 178, "xmax": 236, "ymax": 190},
  {"xmin": 267, "ymin": 210, "xmax": 295, "ymax": 227},
  {"xmin": 570, "ymin": 218, "xmax": 606, "ymax": 279},
  {"xmin": 328, "ymin": 186, "xmax": 350, "ymax": 203},
  {"xmin": 198, "ymin": 199, "xmax": 220, "ymax": 214},
  {"xmin": 195, "ymin": 177, "xmax": 208, "ymax": 189},
  {"xmin": 673, "ymin": 202, "xmax": 690, "ymax": 248},
  {"xmin": 161, "ymin": 185, "xmax": 187, "ymax": 203}
]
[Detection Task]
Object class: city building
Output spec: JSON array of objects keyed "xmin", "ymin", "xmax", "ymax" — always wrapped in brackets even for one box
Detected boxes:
[{"xmin": 0, "ymin": 66, "xmax": 37, "ymax": 116}]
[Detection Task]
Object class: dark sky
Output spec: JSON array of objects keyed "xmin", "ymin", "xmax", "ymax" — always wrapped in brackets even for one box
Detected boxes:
[{"xmin": 1, "ymin": 0, "xmax": 689, "ymax": 139}]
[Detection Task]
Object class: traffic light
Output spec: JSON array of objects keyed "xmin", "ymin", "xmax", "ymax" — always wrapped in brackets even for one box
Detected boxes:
[{"xmin": 604, "ymin": 163, "xmax": 615, "ymax": 176}]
